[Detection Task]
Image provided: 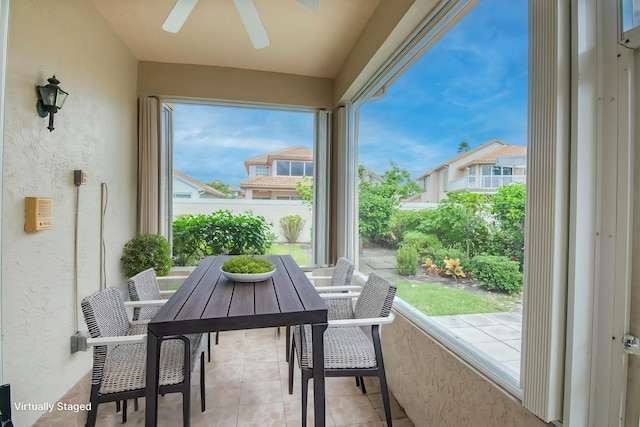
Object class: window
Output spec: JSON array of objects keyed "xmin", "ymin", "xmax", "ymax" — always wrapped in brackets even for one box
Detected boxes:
[
  {"xmin": 276, "ymin": 161, "xmax": 313, "ymax": 176},
  {"xmin": 171, "ymin": 103, "xmax": 326, "ymax": 267},
  {"xmin": 173, "ymin": 192, "xmax": 191, "ymax": 199},
  {"xmin": 351, "ymin": 0, "xmax": 527, "ymax": 403}
]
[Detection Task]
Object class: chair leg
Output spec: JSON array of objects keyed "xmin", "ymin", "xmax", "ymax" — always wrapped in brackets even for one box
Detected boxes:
[
  {"xmin": 359, "ymin": 376, "xmax": 367, "ymax": 394},
  {"xmin": 372, "ymin": 325, "xmax": 392, "ymax": 426},
  {"xmin": 288, "ymin": 339, "xmax": 295, "ymax": 395},
  {"xmin": 301, "ymin": 371, "xmax": 311, "ymax": 427},
  {"xmin": 285, "ymin": 325, "xmax": 291, "ymax": 362},
  {"xmin": 86, "ymin": 386, "xmax": 100, "ymax": 427},
  {"xmin": 116, "ymin": 400, "xmax": 121, "ymax": 412},
  {"xmin": 134, "ymin": 398, "xmax": 139, "ymax": 411},
  {"xmin": 379, "ymin": 373, "xmax": 392, "ymax": 427},
  {"xmin": 200, "ymin": 352, "xmax": 206, "ymax": 412},
  {"xmin": 183, "ymin": 389, "xmax": 191, "ymax": 427},
  {"xmin": 215, "ymin": 331, "xmax": 219, "ymax": 345},
  {"xmin": 122, "ymin": 399, "xmax": 127, "ymax": 423},
  {"xmin": 207, "ymin": 332, "xmax": 212, "ymax": 362}
]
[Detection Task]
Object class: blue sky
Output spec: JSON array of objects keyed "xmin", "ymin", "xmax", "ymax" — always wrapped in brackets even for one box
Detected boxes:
[{"xmin": 173, "ymin": 0, "xmax": 528, "ymax": 187}]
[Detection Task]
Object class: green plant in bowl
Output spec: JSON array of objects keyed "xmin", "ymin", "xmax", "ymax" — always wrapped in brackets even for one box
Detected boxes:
[{"xmin": 221, "ymin": 256, "xmax": 275, "ymax": 274}]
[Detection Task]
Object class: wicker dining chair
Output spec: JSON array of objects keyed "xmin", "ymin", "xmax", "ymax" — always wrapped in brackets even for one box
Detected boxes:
[
  {"xmin": 127, "ymin": 268, "xmax": 213, "ymax": 361},
  {"xmin": 288, "ymin": 272, "xmax": 397, "ymax": 427},
  {"xmin": 81, "ymin": 287, "xmax": 205, "ymax": 427},
  {"xmin": 284, "ymin": 257, "xmax": 358, "ymax": 361}
]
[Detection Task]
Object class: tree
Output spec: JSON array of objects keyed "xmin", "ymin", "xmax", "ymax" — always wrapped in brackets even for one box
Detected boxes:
[
  {"xmin": 432, "ymin": 191, "xmax": 490, "ymax": 258},
  {"xmin": 358, "ymin": 162, "xmax": 421, "ymax": 243},
  {"xmin": 294, "ymin": 175, "xmax": 313, "ymax": 208},
  {"xmin": 207, "ymin": 181, "xmax": 231, "ymax": 196},
  {"xmin": 489, "ymin": 182, "xmax": 526, "ymax": 265},
  {"xmin": 457, "ymin": 141, "xmax": 470, "ymax": 153}
]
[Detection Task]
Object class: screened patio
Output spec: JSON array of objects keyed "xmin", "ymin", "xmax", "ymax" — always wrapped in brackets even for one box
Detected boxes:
[{"xmin": 1, "ymin": 1, "xmax": 638, "ymax": 427}]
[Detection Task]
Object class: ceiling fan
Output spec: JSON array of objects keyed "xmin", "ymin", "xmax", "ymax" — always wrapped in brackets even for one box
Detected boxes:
[{"xmin": 162, "ymin": 0, "xmax": 320, "ymax": 49}]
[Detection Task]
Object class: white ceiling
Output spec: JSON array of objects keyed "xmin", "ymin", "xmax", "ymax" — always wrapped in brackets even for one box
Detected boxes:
[{"xmin": 91, "ymin": 0, "xmax": 381, "ymax": 79}]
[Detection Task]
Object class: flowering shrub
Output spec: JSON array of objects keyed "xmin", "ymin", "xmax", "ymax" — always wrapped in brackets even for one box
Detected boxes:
[{"xmin": 421, "ymin": 257, "xmax": 442, "ymax": 276}]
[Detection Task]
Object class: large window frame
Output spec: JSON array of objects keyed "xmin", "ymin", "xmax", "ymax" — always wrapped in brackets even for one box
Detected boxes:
[
  {"xmin": 347, "ymin": 0, "xmax": 526, "ymax": 397},
  {"xmin": 337, "ymin": 0, "xmax": 632, "ymax": 425},
  {"xmin": 160, "ymin": 100, "xmax": 331, "ymax": 266}
]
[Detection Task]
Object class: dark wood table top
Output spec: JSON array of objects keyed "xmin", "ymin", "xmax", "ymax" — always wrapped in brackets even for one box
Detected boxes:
[{"xmin": 148, "ymin": 255, "xmax": 328, "ymax": 337}]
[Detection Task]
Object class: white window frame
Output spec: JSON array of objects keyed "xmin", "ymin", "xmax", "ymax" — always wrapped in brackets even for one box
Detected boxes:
[
  {"xmin": 255, "ymin": 165, "xmax": 269, "ymax": 176},
  {"xmin": 162, "ymin": 100, "xmax": 329, "ymax": 266},
  {"xmin": 341, "ymin": 0, "xmax": 574, "ymax": 421}
]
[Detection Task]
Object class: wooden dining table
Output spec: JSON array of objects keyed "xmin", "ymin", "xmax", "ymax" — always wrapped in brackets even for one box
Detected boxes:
[{"xmin": 145, "ymin": 255, "xmax": 328, "ymax": 427}]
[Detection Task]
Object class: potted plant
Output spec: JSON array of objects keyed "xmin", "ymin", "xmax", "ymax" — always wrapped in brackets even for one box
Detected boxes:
[
  {"xmin": 220, "ymin": 256, "xmax": 275, "ymax": 282},
  {"xmin": 121, "ymin": 233, "xmax": 173, "ymax": 278}
]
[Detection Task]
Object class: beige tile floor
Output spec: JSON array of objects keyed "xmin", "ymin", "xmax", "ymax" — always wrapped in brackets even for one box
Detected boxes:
[{"xmin": 33, "ymin": 327, "xmax": 414, "ymax": 427}]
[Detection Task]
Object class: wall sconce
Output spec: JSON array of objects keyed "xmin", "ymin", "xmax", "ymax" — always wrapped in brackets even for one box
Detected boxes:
[{"xmin": 36, "ymin": 75, "xmax": 69, "ymax": 132}]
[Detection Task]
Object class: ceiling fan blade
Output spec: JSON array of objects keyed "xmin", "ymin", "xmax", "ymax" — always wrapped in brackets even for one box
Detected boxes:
[
  {"xmin": 233, "ymin": 0, "xmax": 270, "ymax": 49},
  {"xmin": 162, "ymin": 0, "xmax": 199, "ymax": 33},
  {"xmin": 297, "ymin": 0, "xmax": 320, "ymax": 12}
]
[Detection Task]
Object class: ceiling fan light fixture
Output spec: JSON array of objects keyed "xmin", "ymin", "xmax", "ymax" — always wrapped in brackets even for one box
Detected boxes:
[
  {"xmin": 233, "ymin": 0, "xmax": 270, "ymax": 49},
  {"xmin": 163, "ymin": 0, "xmax": 199, "ymax": 33}
]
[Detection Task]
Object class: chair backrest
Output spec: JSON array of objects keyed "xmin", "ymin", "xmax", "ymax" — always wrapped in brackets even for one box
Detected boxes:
[
  {"xmin": 353, "ymin": 272, "xmax": 397, "ymax": 319},
  {"xmin": 330, "ymin": 257, "xmax": 354, "ymax": 287},
  {"xmin": 81, "ymin": 287, "xmax": 131, "ymax": 385},
  {"xmin": 82, "ymin": 287, "xmax": 130, "ymax": 338},
  {"xmin": 127, "ymin": 268, "xmax": 162, "ymax": 321}
]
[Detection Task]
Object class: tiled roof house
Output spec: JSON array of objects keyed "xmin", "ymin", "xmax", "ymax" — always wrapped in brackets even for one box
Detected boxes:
[
  {"xmin": 240, "ymin": 146, "xmax": 313, "ymax": 199},
  {"xmin": 413, "ymin": 138, "xmax": 527, "ymax": 203}
]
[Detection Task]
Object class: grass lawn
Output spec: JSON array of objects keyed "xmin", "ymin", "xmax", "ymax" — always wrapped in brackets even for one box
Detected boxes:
[
  {"xmin": 267, "ymin": 244, "xmax": 312, "ymax": 265},
  {"xmin": 395, "ymin": 280, "xmax": 520, "ymax": 316}
]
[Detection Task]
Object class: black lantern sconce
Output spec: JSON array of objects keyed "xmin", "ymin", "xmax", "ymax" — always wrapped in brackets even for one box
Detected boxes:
[{"xmin": 36, "ymin": 75, "xmax": 68, "ymax": 132}]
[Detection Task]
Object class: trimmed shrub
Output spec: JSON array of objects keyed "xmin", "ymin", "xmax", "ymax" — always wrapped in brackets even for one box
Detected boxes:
[
  {"xmin": 402, "ymin": 231, "xmax": 442, "ymax": 259},
  {"xmin": 471, "ymin": 255, "xmax": 523, "ymax": 294},
  {"xmin": 396, "ymin": 244, "xmax": 420, "ymax": 276},
  {"xmin": 280, "ymin": 215, "xmax": 306, "ymax": 243},
  {"xmin": 121, "ymin": 233, "xmax": 173, "ymax": 277}
]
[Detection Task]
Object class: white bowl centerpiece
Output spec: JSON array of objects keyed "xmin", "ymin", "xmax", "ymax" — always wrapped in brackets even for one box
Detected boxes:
[{"xmin": 220, "ymin": 256, "xmax": 276, "ymax": 282}]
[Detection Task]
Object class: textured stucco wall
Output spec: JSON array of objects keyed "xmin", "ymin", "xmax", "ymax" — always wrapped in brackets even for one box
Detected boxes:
[
  {"xmin": 3, "ymin": 2, "xmax": 138, "ymax": 425},
  {"xmin": 382, "ymin": 313, "xmax": 549, "ymax": 427}
]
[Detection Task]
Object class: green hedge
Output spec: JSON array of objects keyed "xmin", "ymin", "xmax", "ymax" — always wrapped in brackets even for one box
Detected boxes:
[
  {"xmin": 172, "ymin": 211, "xmax": 275, "ymax": 266},
  {"xmin": 471, "ymin": 255, "xmax": 523, "ymax": 294}
]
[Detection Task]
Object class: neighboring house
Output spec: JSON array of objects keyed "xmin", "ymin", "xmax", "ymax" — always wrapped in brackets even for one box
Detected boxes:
[
  {"xmin": 240, "ymin": 146, "xmax": 313, "ymax": 200},
  {"xmin": 173, "ymin": 170, "xmax": 228, "ymax": 199},
  {"xmin": 414, "ymin": 138, "xmax": 527, "ymax": 203}
]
